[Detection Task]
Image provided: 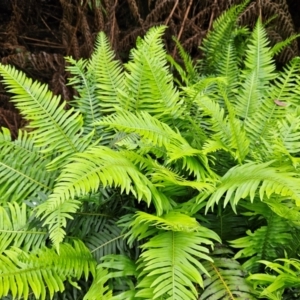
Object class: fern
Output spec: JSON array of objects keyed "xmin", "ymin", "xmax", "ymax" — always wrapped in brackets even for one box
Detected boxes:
[
  {"xmin": 0, "ymin": 128, "xmax": 54, "ymax": 203},
  {"xmin": 230, "ymin": 205, "xmax": 293, "ymax": 272},
  {"xmin": 0, "ymin": 240, "xmax": 96, "ymax": 300},
  {"xmin": 206, "ymin": 161, "xmax": 300, "ymax": 212},
  {"xmin": 0, "ymin": 64, "xmax": 85, "ymax": 155},
  {"xmin": 248, "ymin": 258, "xmax": 300, "ymax": 299},
  {"xmin": 199, "ymin": 246, "xmax": 256, "ymax": 299},
  {"xmin": 0, "ymin": 202, "xmax": 46, "ymax": 253},
  {"xmin": 120, "ymin": 26, "xmax": 183, "ymax": 121}
]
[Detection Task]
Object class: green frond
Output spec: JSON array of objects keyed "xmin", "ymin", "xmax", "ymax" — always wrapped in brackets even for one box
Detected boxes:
[
  {"xmin": 36, "ymin": 145, "xmax": 169, "ymax": 247},
  {"xmin": 214, "ymin": 39, "xmax": 240, "ymax": 96},
  {"xmin": 267, "ymin": 57, "xmax": 300, "ymax": 106},
  {"xmin": 248, "ymin": 258, "xmax": 300, "ymax": 298},
  {"xmin": 121, "ymin": 26, "xmax": 182, "ymax": 121},
  {"xmin": 195, "ymin": 95, "xmax": 249, "ymax": 161},
  {"xmin": 168, "ymin": 37, "xmax": 197, "ymax": 85},
  {"xmin": 99, "ymin": 110, "xmax": 212, "ymax": 180},
  {"xmin": 85, "ymin": 255, "xmax": 137, "ymax": 300},
  {"xmin": 136, "ymin": 229, "xmax": 219, "ymax": 300},
  {"xmin": 0, "ymin": 63, "xmax": 85, "ymax": 154},
  {"xmin": 264, "ymin": 198, "xmax": 300, "ymax": 226},
  {"xmin": 204, "ymin": 205, "xmax": 250, "ymax": 241},
  {"xmin": 0, "ymin": 202, "xmax": 46, "ymax": 253},
  {"xmin": 66, "ymin": 32, "xmax": 124, "ymax": 138},
  {"xmin": 243, "ymin": 19, "xmax": 276, "ymax": 83},
  {"xmin": 0, "ymin": 240, "xmax": 96, "ymax": 300},
  {"xmin": 130, "ymin": 211, "xmax": 201, "ymax": 235},
  {"xmin": 230, "ymin": 214, "xmax": 292, "ymax": 272},
  {"xmin": 200, "ymin": 0, "xmax": 250, "ymax": 74},
  {"xmin": 84, "ymin": 221, "xmax": 126, "ymax": 262},
  {"xmin": 243, "ymin": 58, "xmax": 300, "ymax": 151},
  {"xmin": 83, "ymin": 266, "xmax": 112, "ymax": 300},
  {"xmin": 199, "ymin": 246, "xmax": 256, "ymax": 299},
  {"xmin": 206, "ymin": 161, "xmax": 300, "ymax": 212},
  {"xmin": 235, "ymin": 20, "xmax": 276, "ymax": 121},
  {"xmin": 271, "ymin": 34, "xmax": 300, "ymax": 57},
  {"xmin": 0, "ymin": 128, "xmax": 54, "ymax": 203},
  {"xmin": 37, "ymin": 199, "xmax": 81, "ymax": 249}
]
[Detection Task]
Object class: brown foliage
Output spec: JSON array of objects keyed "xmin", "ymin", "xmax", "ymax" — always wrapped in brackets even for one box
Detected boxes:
[{"xmin": 0, "ymin": 0, "xmax": 298, "ymax": 134}]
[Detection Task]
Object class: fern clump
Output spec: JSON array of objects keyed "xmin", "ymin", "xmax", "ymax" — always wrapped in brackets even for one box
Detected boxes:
[{"xmin": 0, "ymin": 1, "xmax": 300, "ymax": 299}]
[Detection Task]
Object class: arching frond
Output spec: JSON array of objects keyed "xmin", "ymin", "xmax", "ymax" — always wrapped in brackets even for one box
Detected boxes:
[
  {"xmin": 98, "ymin": 110, "xmax": 211, "ymax": 180},
  {"xmin": 36, "ymin": 145, "xmax": 169, "ymax": 248},
  {"xmin": 206, "ymin": 161, "xmax": 300, "ymax": 212},
  {"xmin": 0, "ymin": 63, "xmax": 85, "ymax": 155},
  {"xmin": 0, "ymin": 240, "xmax": 96, "ymax": 300}
]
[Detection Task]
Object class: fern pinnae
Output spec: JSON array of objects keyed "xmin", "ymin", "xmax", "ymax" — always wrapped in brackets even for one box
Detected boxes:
[{"xmin": 0, "ymin": 63, "xmax": 83, "ymax": 154}]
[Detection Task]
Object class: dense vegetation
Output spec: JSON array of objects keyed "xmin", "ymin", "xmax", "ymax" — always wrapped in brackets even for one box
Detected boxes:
[{"xmin": 1, "ymin": 1, "xmax": 300, "ymax": 299}]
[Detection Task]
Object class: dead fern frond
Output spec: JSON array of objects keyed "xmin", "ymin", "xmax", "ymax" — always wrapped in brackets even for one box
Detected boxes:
[
  {"xmin": 127, "ymin": 0, "xmax": 144, "ymax": 27},
  {"xmin": 145, "ymin": 0, "xmax": 174, "ymax": 26}
]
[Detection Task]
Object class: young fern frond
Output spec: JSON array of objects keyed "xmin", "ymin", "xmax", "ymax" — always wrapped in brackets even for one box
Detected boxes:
[
  {"xmin": 0, "ymin": 240, "xmax": 96, "ymax": 300},
  {"xmin": 0, "ymin": 202, "xmax": 46, "ymax": 253},
  {"xmin": 200, "ymin": 0, "xmax": 250, "ymax": 74},
  {"xmin": 235, "ymin": 20, "xmax": 276, "ymax": 121},
  {"xmin": 121, "ymin": 26, "xmax": 182, "ymax": 122},
  {"xmin": 0, "ymin": 63, "xmax": 84, "ymax": 155},
  {"xmin": 66, "ymin": 32, "xmax": 125, "ymax": 138}
]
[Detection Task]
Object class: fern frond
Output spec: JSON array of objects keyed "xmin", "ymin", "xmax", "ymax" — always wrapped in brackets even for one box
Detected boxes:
[
  {"xmin": 136, "ymin": 229, "xmax": 219, "ymax": 300},
  {"xmin": 267, "ymin": 57, "xmax": 300, "ymax": 106},
  {"xmin": 99, "ymin": 110, "xmax": 212, "ymax": 180},
  {"xmin": 0, "ymin": 63, "xmax": 84, "ymax": 154},
  {"xmin": 206, "ymin": 161, "xmax": 300, "ymax": 212},
  {"xmin": 230, "ymin": 213, "xmax": 292, "ymax": 272},
  {"xmin": 0, "ymin": 202, "xmax": 46, "ymax": 253},
  {"xmin": 200, "ymin": 0, "xmax": 250, "ymax": 74},
  {"xmin": 0, "ymin": 128, "xmax": 54, "ymax": 203},
  {"xmin": 121, "ymin": 26, "xmax": 182, "ymax": 121},
  {"xmin": 235, "ymin": 20, "xmax": 276, "ymax": 121},
  {"xmin": 36, "ymin": 145, "xmax": 169, "ymax": 247},
  {"xmin": 66, "ymin": 32, "xmax": 124, "ymax": 137},
  {"xmin": 199, "ymin": 246, "xmax": 256, "ymax": 299},
  {"xmin": 271, "ymin": 34, "xmax": 300, "ymax": 57},
  {"xmin": 0, "ymin": 240, "xmax": 96, "ymax": 300},
  {"xmin": 85, "ymin": 255, "xmax": 137, "ymax": 300},
  {"xmin": 248, "ymin": 258, "xmax": 300, "ymax": 298},
  {"xmin": 196, "ymin": 95, "xmax": 249, "ymax": 161}
]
